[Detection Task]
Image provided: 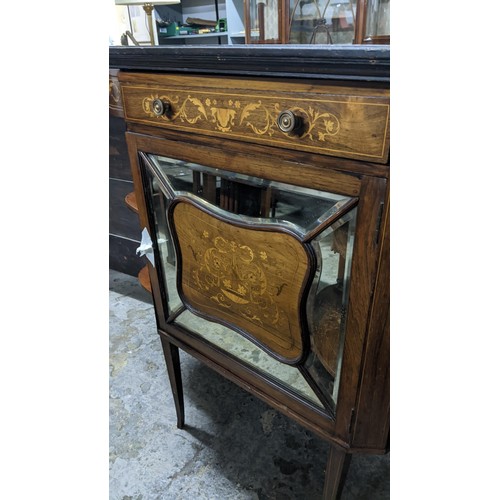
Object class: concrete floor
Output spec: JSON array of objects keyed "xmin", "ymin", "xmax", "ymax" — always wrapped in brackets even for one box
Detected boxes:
[{"xmin": 109, "ymin": 269, "xmax": 389, "ymax": 499}]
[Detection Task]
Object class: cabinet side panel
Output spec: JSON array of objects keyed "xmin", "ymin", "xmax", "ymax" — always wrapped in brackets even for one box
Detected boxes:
[
  {"xmin": 333, "ymin": 176, "xmax": 387, "ymax": 442},
  {"xmin": 109, "ymin": 115, "xmax": 131, "ymax": 180},
  {"xmin": 109, "ymin": 85, "xmax": 142, "ymax": 276},
  {"xmin": 352, "ymin": 196, "xmax": 390, "ymax": 450}
]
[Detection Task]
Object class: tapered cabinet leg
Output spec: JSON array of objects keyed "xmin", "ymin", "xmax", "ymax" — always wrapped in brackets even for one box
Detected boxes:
[
  {"xmin": 323, "ymin": 445, "xmax": 352, "ymax": 500},
  {"xmin": 160, "ymin": 335, "xmax": 185, "ymax": 429}
]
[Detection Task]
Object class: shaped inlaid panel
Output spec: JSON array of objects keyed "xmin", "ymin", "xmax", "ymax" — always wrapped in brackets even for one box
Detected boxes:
[{"xmin": 170, "ymin": 199, "xmax": 313, "ymax": 363}]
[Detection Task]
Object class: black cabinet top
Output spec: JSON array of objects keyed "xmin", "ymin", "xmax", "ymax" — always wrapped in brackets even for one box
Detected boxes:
[{"xmin": 109, "ymin": 45, "xmax": 390, "ymax": 83}]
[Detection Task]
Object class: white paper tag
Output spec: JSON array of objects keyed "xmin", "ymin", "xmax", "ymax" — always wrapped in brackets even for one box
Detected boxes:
[{"xmin": 136, "ymin": 227, "xmax": 155, "ymax": 267}]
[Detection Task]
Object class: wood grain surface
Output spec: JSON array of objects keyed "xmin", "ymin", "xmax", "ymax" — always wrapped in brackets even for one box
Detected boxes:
[
  {"xmin": 171, "ymin": 199, "xmax": 312, "ymax": 363},
  {"xmin": 120, "ymin": 73, "xmax": 389, "ymax": 163}
]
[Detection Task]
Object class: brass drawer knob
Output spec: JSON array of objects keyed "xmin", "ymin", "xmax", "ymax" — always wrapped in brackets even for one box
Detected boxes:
[
  {"xmin": 277, "ymin": 110, "xmax": 302, "ymax": 134},
  {"xmin": 152, "ymin": 98, "xmax": 170, "ymax": 117}
]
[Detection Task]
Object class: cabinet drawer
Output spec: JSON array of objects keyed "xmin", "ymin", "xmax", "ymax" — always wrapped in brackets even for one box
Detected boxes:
[{"xmin": 119, "ymin": 74, "xmax": 389, "ymax": 164}]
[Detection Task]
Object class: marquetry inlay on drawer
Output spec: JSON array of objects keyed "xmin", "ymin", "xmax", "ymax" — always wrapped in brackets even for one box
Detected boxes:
[{"xmin": 119, "ymin": 74, "xmax": 390, "ymax": 164}]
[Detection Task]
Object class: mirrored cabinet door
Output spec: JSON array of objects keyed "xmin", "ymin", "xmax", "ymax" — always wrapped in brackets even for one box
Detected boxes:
[{"xmin": 140, "ymin": 153, "xmax": 359, "ymax": 417}]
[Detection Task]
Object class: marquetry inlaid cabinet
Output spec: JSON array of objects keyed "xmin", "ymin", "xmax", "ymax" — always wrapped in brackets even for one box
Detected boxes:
[{"xmin": 110, "ymin": 45, "xmax": 390, "ymax": 499}]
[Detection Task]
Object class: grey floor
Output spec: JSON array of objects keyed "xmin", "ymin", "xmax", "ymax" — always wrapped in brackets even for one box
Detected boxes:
[{"xmin": 109, "ymin": 269, "xmax": 389, "ymax": 499}]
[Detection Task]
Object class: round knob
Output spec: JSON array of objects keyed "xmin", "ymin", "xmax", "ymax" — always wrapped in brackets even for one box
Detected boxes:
[
  {"xmin": 277, "ymin": 110, "xmax": 302, "ymax": 134},
  {"xmin": 152, "ymin": 98, "xmax": 170, "ymax": 117}
]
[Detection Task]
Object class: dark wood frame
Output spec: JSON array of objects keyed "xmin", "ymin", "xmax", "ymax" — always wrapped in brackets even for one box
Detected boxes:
[
  {"xmin": 353, "ymin": 0, "xmax": 390, "ymax": 45},
  {"xmin": 109, "ymin": 45, "xmax": 389, "ymax": 82},
  {"xmin": 110, "ymin": 45, "xmax": 390, "ymax": 499}
]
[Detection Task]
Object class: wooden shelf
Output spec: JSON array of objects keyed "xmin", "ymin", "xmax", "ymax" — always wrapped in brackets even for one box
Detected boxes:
[
  {"xmin": 138, "ymin": 265, "xmax": 152, "ymax": 293},
  {"xmin": 170, "ymin": 32, "xmax": 228, "ymax": 40},
  {"xmin": 159, "ymin": 33, "xmax": 229, "ymax": 44},
  {"xmin": 125, "ymin": 191, "xmax": 139, "ymax": 213}
]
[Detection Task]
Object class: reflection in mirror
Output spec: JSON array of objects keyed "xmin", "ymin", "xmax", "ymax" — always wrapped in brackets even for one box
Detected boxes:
[
  {"xmin": 289, "ymin": 0, "xmax": 357, "ymax": 44},
  {"xmin": 147, "ymin": 154, "xmax": 353, "ymax": 240},
  {"xmin": 305, "ymin": 209, "xmax": 357, "ymax": 409},
  {"xmin": 364, "ymin": 0, "xmax": 390, "ymax": 41}
]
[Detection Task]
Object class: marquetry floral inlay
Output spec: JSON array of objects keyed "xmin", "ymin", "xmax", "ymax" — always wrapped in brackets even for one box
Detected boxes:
[
  {"xmin": 142, "ymin": 93, "xmax": 341, "ymax": 142},
  {"xmin": 172, "ymin": 200, "xmax": 310, "ymax": 359},
  {"xmin": 192, "ymin": 233, "xmax": 288, "ymax": 329}
]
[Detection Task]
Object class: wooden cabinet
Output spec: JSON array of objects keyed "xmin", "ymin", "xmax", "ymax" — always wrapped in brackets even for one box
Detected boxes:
[
  {"xmin": 354, "ymin": 0, "xmax": 390, "ymax": 44},
  {"xmin": 110, "ymin": 45, "xmax": 389, "ymax": 499},
  {"xmin": 109, "ymin": 69, "xmax": 146, "ymax": 277},
  {"xmin": 244, "ymin": 0, "xmax": 390, "ymax": 44}
]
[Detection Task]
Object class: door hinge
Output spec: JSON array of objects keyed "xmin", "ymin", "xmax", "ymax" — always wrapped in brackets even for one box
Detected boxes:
[
  {"xmin": 348, "ymin": 408, "xmax": 356, "ymax": 435},
  {"xmin": 374, "ymin": 202, "xmax": 385, "ymax": 245}
]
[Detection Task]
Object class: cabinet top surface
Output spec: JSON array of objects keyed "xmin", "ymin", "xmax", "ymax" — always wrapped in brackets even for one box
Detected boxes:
[{"xmin": 109, "ymin": 45, "xmax": 390, "ymax": 83}]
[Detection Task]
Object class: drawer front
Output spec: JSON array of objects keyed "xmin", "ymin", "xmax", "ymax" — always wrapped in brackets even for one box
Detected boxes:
[{"xmin": 120, "ymin": 79, "xmax": 389, "ymax": 164}]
